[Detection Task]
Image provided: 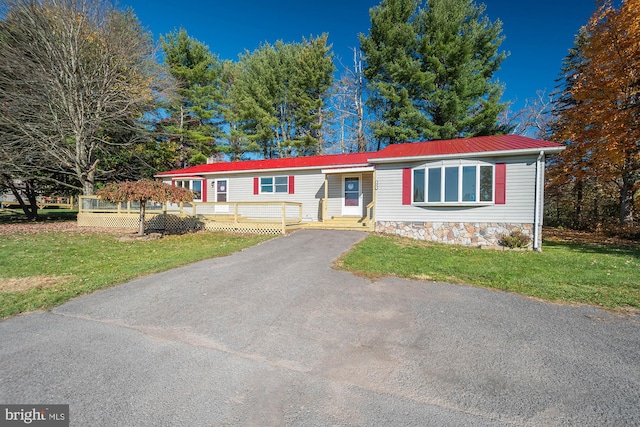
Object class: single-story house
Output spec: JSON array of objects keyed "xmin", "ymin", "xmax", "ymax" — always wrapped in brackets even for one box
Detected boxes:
[{"xmin": 156, "ymin": 135, "xmax": 565, "ymax": 249}]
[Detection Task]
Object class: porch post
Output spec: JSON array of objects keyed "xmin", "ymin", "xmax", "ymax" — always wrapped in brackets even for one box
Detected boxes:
[
  {"xmin": 323, "ymin": 175, "xmax": 328, "ymax": 222},
  {"xmin": 281, "ymin": 202, "xmax": 286, "ymax": 234}
]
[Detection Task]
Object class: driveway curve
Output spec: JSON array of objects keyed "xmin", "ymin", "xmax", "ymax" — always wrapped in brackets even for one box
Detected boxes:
[{"xmin": 1, "ymin": 229, "xmax": 639, "ymax": 426}]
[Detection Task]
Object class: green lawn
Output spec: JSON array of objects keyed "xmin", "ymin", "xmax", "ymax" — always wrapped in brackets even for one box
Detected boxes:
[
  {"xmin": 0, "ymin": 229, "xmax": 273, "ymax": 318},
  {"xmin": 2, "ymin": 214, "xmax": 638, "ymax": 318},
  {"xmin": 338, "ymin": 234, "xmax": 640, "ymax": 310}
]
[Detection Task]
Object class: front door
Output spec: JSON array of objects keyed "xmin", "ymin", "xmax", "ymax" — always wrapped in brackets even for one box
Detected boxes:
[
  {"xmin": 342, "ymin": 176, "xmax": 362, "ymax": 216},
  {"xmin": 214, "ymin": 180, "xmax": 229, "ymax": 213}
]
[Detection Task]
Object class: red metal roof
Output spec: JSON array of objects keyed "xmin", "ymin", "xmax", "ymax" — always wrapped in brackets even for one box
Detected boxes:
[
  {"xmin": 370, "ymin": 135, "xmax": 564, "ymax": 160},
  {"xmin": 156, "ymin": 135, "xmax": 564, "ymax": 176},
  {"xmin": 156, "ymin": 152, "xmax": 372, "ymax": 176}
]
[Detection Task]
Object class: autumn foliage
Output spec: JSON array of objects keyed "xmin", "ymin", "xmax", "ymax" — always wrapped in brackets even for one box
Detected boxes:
[
  {"xmin": 97, "ymin": 180, "xmax": 194, "ymax": 235},
  {"xmin": 551, "ymin": 0, "xmax": 640, "ymax": 225}
]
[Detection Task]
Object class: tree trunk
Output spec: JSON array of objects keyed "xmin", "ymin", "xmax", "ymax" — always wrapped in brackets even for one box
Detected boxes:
[
  {"xmin": 80, "ymin": 159, "xmax": 99, "ymax": 196},
  {"xmin": 83, "ymin": 181, "xmax": 94, "ymax": 196},
  {"xmin": 592, "ymin": 179, "xmax": 600, "ymax": 227},
  {"xmin": 574, "ymin": 179, "xmax": 583, "ymax": 229},
  {"xmin": 2, "ymin": 175, "xmax": 38, "ymax": 220},
  {"xmin": 138, "ymin": 201, "xmax": 146, "ymax": 236},
  {"xmin": 619, "ymin": 171, "xmax": 634, "ymax": 225}
]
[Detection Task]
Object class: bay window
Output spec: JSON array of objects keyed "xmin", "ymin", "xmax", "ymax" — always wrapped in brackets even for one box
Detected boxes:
[{"xmin": 413, "ymin": 163, "xmax": 494, "ymax": 204}]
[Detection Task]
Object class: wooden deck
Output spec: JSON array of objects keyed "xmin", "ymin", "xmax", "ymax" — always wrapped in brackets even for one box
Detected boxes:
[
  {"xmin": 1, "ymin": 197, "xmax": 74, "ymax": 210},
  {"xmin": 76, "ymin": 197, "xmax": 376, "ymax": 235}
]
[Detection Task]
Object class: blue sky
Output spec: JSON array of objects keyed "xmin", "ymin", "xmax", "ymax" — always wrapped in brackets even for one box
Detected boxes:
[{"xmin": 120, "ymin": 0, "xmax": 597, "ymax": 112}]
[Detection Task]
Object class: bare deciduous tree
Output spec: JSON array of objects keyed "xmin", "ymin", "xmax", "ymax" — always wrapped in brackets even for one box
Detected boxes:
[
  {"xmin": 507, "ymin": 90, "xmax": 553, "ymax": 138},
  {"xmin": 327, "ymin": 48, "xmax": 369, "ymax": 153},
  {"xmin": 0, "ymin": 0, "xmax": 165, "ymax": 195}
]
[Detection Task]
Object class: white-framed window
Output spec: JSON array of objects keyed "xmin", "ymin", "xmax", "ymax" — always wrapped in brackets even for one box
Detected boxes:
[
  {"xmin": 260, "ymin": 176, "xmax": 288, "ymax": 194},
  {"xmin": 413, "ymin": 163, "xmax": 494, "ymax": 204},
  {"xmin": 174, "ymin": 179, "xmax": 202, "ymax": 201}
]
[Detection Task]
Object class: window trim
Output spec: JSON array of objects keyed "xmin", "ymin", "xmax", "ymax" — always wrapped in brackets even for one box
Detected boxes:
[
  {"xmin": 412, "ymin": 162, "xmax": 495, "ymax": 206},
  {"xmin": 173, "ymin": 179, "xmax": 203, "ymax": 202},
  {"xmin": 259, "ymin": 175, "xmax": 289, "ymax": 194}
]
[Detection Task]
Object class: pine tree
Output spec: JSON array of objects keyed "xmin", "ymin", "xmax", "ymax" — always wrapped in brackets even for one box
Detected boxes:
[
  {"xmin": 289, "ymin": 35, "xmax": 335, "ymax": 155},
  {"xmin": 548, "ymin": 29, "xmax": 594, "ymax": 228},
  {"xmin": 218, "ymin": 60, "xmax": 258, "ymax": 161},
  {"xmin": 359, "ymin": 0, "xmax": 508, "ymax": 144},
  {"xmin": 159, "ymin": 29, "xmax": 221, "ymax": 167},
  {"xmin": 235, "ymin": 36, "xmax": 335, "ymax": 158},
  {"xmin": 359, "ymin": 0, "xmax": 421, "ymax": 146}
]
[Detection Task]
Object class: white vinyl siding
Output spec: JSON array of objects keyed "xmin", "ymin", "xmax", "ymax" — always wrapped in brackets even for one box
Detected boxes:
[
  {"xmin": 207, "ymin": 171, "xmax": 325, "ymax": 222},
  {"xmin": 325, "ymin": 173, "xmax": 374, "ymax": 218},
  {"xmin": 375, "ymin": 156, "xmax": 538, "ymax": 224}
]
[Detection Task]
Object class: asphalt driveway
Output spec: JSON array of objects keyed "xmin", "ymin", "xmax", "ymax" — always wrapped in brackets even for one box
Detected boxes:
[{"xmin": 1, "ymin": 229, "xmax": 639, "ymax": 426}]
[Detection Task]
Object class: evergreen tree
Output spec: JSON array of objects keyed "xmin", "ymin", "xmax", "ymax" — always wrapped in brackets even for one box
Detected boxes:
[
  {"xmin": 218, "ymin": 60, "xmax": 258, "ymax": 161},
  {"xmin": 289, "ymin": 35, "xmax": 336, "ymax": 155},
  {"xmin": 359, "ymin": 0, "xmax": 508, "ymax": 144},
  {"xmin": 159, "ymin": 29, "xmax": 221, "ymax": 167},
  {"xmin": 235, "ymin": 35, "xmax": 335, "ymax": 158},
  {"xmin": 548, "ymin": 29, "xmax": 594, "ymax": 228}
]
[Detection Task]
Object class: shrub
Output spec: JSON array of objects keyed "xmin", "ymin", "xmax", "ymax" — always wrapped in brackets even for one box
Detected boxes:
[{"xmin": 500, "ymin": 230, "xmax": 532, "ymax": 249}]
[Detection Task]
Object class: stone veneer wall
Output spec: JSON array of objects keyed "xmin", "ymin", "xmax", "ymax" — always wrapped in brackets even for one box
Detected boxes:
[{"xmin": 375, "ymin": 221, "xmax": 534, "ymax": 248}]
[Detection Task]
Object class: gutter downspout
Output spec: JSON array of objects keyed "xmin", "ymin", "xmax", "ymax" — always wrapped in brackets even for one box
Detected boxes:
[{"xmin": 534, "ymin": 151, "xmax": 544, "ymax": 252}]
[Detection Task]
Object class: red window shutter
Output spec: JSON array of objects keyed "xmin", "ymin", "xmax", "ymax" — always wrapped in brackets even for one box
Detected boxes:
[
  {"xmin": 171, "ymin": 180, "xmax": 175, "ymax": 186},
  {"xmin": 253, "ymin": 177, "xmax": 259, "ymax": 195},
  {"xmin": 495, "ymin": 163, "xmax": 506, "ymax": 204},
  {"xmin": 201, "ymin": 179, "xmax": 207, "ymax": 202},
  {"xmin": 402, "ymin": 168, "xmax": 412, "ymax": 205},
  {"xmin": 288, "ymin": 175, "xmax": 295, "ymax": 194}
]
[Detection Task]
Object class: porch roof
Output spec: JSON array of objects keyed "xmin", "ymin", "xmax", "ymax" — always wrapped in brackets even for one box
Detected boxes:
[{"xmin": 321, "ymin": 166, "xmax": 375, "ymax": 174}]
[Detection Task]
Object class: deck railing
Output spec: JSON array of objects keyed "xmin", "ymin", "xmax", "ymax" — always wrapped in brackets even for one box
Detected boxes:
[
  {"xmin": 1, "ymin": 195, "xmax": 74, "ymax": 210},
  {"xmin": 77, "ymin": 196, "xmax": 303, "ymax": 235},
  {"xmin": 366, "ymin": 200, "xmax": 375, "ymax": 225}
]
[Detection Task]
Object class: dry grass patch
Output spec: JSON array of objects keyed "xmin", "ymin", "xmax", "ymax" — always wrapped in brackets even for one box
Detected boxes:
[{"xmin": 0, "ymin": 275, "xmax": 72, "ymax": 292}]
